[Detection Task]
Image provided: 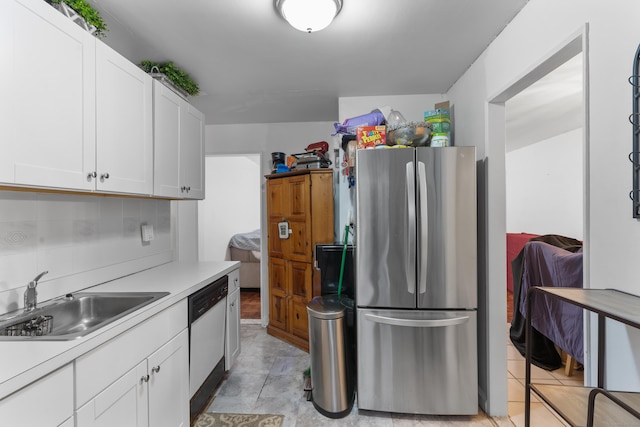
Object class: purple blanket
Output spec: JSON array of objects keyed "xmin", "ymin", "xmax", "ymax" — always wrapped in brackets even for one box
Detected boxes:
[{"xmin": 518, "ymin": 241, "xmax": 584, "ymax": 364}]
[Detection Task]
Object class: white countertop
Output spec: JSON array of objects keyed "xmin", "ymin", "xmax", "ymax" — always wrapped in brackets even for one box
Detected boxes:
[{"xmin": 0, "ymin": 260, "xmax": 239, "ymax": 400}]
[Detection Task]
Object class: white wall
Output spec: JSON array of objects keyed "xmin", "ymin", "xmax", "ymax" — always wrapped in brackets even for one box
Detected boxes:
[
  {"xmin": 506, "ymin": 128, "xmax": 583, "ymax": 240},
  {"xmin": 447, "ymin": 0, "xmax": 640, "ymax": 414},
  {"xmin": 198, "ymin": 155, "xmax": 261, "ymax": 262},
  {"xmin": 0, "ymin": 191, "xmax": 172, "ymax": 313},
  {"xmin": 204, "ymin": 121, "xmax": 335, "ymax": 174},
  {"xmin": 203, "ymin": 121, "xmax": 336, "ymax": 324}
]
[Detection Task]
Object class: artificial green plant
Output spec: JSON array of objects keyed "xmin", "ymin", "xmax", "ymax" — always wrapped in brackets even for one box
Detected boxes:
[
  {"xmin": 139, "ymin": 60, "xmax": 200, "ymax": 96},
  {"xmin": 50, "ymin": 0, "xmax": 108, "ymax": 38}
]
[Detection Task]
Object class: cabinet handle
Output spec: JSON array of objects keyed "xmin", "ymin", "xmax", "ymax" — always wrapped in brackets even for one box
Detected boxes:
[
  {"xmin": 230, "ymin": 302, "xmax": 235, "ymax": 307},
  {"xmin": 187, "ymin": 186, "xmax": 191, "ymax": 192},
  {"xmin": 181, "ymin": 186, "xmax": 186, "ymax": 192},
  {"xmin": 87, "ymin": 171, "xmax": 97, "ymax": 180},
  {"xmin": 152, "ymin": 366, "xmax": 161, "ymax": 374},
  {"xmin": 100, "ymin": 173, "xmax": 110, "ymax": 180},
  {"xmin": 140, "ymin": 374, "xmax": 150, "ymax": 383}
]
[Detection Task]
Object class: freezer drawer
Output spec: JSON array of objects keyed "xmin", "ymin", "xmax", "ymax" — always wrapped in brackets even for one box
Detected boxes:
[{"xmin": 357, "ymin": 308, "xmax": 477, "ymax": 415}]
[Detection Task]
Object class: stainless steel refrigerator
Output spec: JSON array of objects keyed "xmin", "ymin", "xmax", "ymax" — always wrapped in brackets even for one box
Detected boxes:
[{"xmin": 355, "ymin": 146, "xmax": 477, "ymax": 415}]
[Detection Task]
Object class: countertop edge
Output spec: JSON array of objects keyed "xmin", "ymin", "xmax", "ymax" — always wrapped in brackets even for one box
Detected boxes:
[{"xmin": 0, "ymin": 260, "xmax": 240, "ymax": 400}]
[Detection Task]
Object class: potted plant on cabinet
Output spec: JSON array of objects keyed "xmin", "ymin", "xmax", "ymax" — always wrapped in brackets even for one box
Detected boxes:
[
  {"xmin": 48, "ymin": 0, "xmax": 107, "ymax": 38},
  {"xmin": 139, "ymin": 60, "xmax": 200, "ymax": 98}
]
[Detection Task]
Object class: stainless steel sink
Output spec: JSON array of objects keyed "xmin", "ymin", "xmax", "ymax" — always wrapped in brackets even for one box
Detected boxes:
[{"xmin": 0, "ymin": 292, "xmax": 169, "ymax": 340}]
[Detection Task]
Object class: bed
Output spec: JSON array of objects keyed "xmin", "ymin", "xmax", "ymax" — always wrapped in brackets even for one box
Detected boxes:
[
  {"xmin": 228, "ymin": 230, "xmax": 261, "ymax": 289},
  {"xmin": 509, "ymin": 234, "xmax": 583, "ymax": 370}
]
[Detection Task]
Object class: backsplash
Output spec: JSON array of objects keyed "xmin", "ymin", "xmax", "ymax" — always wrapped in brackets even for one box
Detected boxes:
[{"xmin": 0, "ymin": 191, "xmax": 173, "ymax": 313}]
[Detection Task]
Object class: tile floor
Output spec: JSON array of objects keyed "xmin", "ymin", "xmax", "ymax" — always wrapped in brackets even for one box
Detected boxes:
[
  {"xmin": 506, "ymin": 324, "xmax": 583, "ymax": 427},
  {"xmin": 210, "ymin": 321, "xmax": 532, "ymax": 426},
  {"xmin": 207, "ymin": 320, "xmax": 582, "ymax": 426}
]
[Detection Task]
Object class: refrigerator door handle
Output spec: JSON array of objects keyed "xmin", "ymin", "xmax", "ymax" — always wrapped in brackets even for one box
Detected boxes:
[
  {"xmin": 364, "ymin": 313, "xmax": 470, "ymax": 328},
  {"xmin": 417, "ymin": 161, "xmax": 428, "ymax": 294},
  {"xmin": 406, "ymin": 161, "xmax": 416, "ymax": 294}
]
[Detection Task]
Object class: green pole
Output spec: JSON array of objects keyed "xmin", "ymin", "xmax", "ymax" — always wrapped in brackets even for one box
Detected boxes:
[{"xmin": 337, "ymin": 225, "xmax": 349, "ymax": 298}]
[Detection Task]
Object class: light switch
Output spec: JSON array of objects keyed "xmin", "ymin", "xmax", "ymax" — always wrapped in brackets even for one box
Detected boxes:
[{"xmin": 141, "ymin": 224, "xmax": 154, "ymax": 242}]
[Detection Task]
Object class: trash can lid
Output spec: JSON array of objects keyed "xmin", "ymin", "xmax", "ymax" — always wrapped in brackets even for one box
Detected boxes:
[{"xmin": 307, "ymin": 295, "xmax": 351, "ymax": 319}]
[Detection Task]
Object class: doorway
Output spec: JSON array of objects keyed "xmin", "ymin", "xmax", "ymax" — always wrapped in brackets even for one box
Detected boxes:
[
  {"xmin": 487, "ymin": 27, "xmax": 588, "ymax": 425},
  {"xmin": 198, "ymin": 154, "xmax": 262, "ymax": 320}
]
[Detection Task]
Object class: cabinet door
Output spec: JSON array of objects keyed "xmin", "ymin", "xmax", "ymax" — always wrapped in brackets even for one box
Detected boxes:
[
  {"xmin": 225, "ymin": 288, "xmax": 241, "ymax": 370},
  {"xmin": 153, "ymin": 80, "xmax": 181, "ymax": 198},
  {"xmin": 289, "ymin": 261, "xmax": 312, "ymax": 340},
  {"xmin": 76, "ymin": 361, "xmax": 148, "ymax": 427},
  {"xmin": 286, "ymin": 175, "xmax": 312, "ymax": 263},
  {"xmin": 268, "ymin": 258, "xmax": 288, "ymax": 331},
  {"xmin": 148, "ymin": 330, "xmax": 190, "ymax": 427},
  {"xmin": 179, "ymin": 103, "xmax": 205, "ymax": 199},
  {"xmin": 267, "ymin": 179, "xmax": 288, "ymax": 258},
  {"xmin": 0, "ymin": 0, "xmax": 95, "ymax": 190},
  {"xmin": 95, "ymin": 41, "xmax": 153, "ymax": 195},
  {"xmin": 59, "ymin": 416, "xmax": 75, "ymax": 427},
  {"xmin": 0, "ymin": 364, "xmax": 73, "ymax": 427}
]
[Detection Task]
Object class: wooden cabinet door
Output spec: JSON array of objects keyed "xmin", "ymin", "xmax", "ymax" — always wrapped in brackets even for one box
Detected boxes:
[
  {"xmin": 286, "ymin": 175, "xmax": 312, "ymax": 263},
  {"xmin": 76, "ymin": 361, "xmax": 148, "ymax": 427},
  {"xmin": 0, "ymin": 0, "xmax": 95, "ymax": 191},
  {"xmin": 289, "ymin": 261, "xmax": 312, "ymax": 340},
  {"xmin": 95, "ymin": 41, "xmax": 153, "ymax": 195},
  {"xmin": 268, "ymin": 258, "xmax": 288, "ymax": 331},
  {"xmin": 148, "ymin": 330, "xmax": 189, "ymax": 427},
  {"xmin": 267, "ymin": 179, "xmax": 288, "ymax": 258}
]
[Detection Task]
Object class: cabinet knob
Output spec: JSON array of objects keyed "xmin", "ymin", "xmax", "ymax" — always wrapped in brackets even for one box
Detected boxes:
[
  {"xmin": 100, "ymin": 173, "xmax": 110, "ymax": 180},
  {"xmin": 187, "ymin": 186, "xmax": 191, "ymax": 192},
  {"xmin": 181, "ymin": 186, "xmax": 186, "ymax": 192},
  {"xmin": 140, "ymin": 374, "xmax": 150, "ymax": 383},
  {"xmin": 152, "ymin": 366, "xmax": 161, "ymax": 374},
  {"xmin": 230, "ymin": 302, "xmax": 235, "ymax": 307},
  {"xmin": 87, "ymin": 171, "xmax": 97, "ymax": 180}
]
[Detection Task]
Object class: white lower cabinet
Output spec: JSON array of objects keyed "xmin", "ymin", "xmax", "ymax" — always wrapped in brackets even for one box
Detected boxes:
[
  {"xmin": 76, "ymin": 360, "xmax": 148, "ymax": 427},
  {"xmin": 0, "ymin": 364, "xmax": 73, "ymax": 427},
  {"xmin": 225, "ymin": 269, "xmax": 241, "ymax": 370},
  {"xmin": 76, "ymin": 330, "xmax": 189, "ymax": 427},
  {"xmin": 147, "ymin": 329, "xmax": 190, "ymax": 427},
  {"xmin": 75, "ymin": 300, "xmax": 189, "ymax": 427}
]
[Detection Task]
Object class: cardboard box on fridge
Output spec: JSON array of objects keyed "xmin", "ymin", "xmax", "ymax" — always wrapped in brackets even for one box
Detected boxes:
[{"xmin": 356, "ymin": 126, "xmax": 386, "ymax": 149}]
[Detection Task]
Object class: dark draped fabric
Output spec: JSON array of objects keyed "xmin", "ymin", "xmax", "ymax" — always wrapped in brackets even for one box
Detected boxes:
[{"xmin": 509, "ymin": 234, "xmax": 583, "ymax": 370}]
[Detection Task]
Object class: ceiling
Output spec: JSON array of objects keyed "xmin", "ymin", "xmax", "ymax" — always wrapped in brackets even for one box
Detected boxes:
[
  {"xmin": 88, "ymin": 0, "xmax": 529, "ymax": 125},
  {"xmin": 505, "ymin": 53, "xmax": 583, "ymax": 152}
]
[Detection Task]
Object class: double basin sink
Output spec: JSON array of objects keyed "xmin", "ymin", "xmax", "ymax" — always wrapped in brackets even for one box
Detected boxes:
[{"xmin": 0, "ymin": 291, "xmax": 169, "ymax": 341}]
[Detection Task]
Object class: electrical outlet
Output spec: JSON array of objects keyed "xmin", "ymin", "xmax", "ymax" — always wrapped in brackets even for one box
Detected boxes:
[{"xmin": 141, "ymin": 224, "xmax": 154, "ymax": 242}]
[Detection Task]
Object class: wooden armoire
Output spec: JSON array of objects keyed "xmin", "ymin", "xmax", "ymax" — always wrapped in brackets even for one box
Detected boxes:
[{"xmin": 265, "ymin": 169, "xmax": 334, "ymax": 351}]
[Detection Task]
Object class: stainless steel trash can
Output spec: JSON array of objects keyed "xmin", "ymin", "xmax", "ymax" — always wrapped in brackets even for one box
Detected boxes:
[{"xmin": 307, "ymin": 295, "xmax": 355, "ymax": 418}]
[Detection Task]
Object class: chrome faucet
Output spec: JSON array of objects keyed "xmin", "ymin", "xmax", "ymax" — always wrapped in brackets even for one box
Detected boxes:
[{"xmin": 24, "ymin": 271, "xmax": 48, "ymax": 312}]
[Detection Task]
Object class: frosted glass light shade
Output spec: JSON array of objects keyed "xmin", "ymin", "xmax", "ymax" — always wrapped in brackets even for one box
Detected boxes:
[{"xmin": 276, "ymin": 0, "xmax": 342, "ymax": 33}]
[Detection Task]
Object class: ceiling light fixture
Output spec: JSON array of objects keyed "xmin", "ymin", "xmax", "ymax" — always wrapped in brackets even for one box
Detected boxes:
[{"xmin": 275, "ymin": 0, "xmax": 342, "ymax": 33}]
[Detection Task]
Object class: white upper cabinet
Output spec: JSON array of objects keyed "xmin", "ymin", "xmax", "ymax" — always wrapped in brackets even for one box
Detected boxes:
[
  {"xmin": 153, "ymin": 81, "xmax": 181, "ymax": 198},
  {"xmin": 179, "ymin": 103, "xmax": 205, "ymax": 199},
  {"xmin": 153, "ymin": 81, "xmax": 204, "ymax": 200},
  {"xmin": 95, "ymin": 42, "xmax": 153, "ymax": 195},
  {"xmin": 0, "ymin": 0, "xmax": 95, "ymax": 191},
  {"xmin": 1, "ymin": 0, "xmax": 153, "ymax": 196}
]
